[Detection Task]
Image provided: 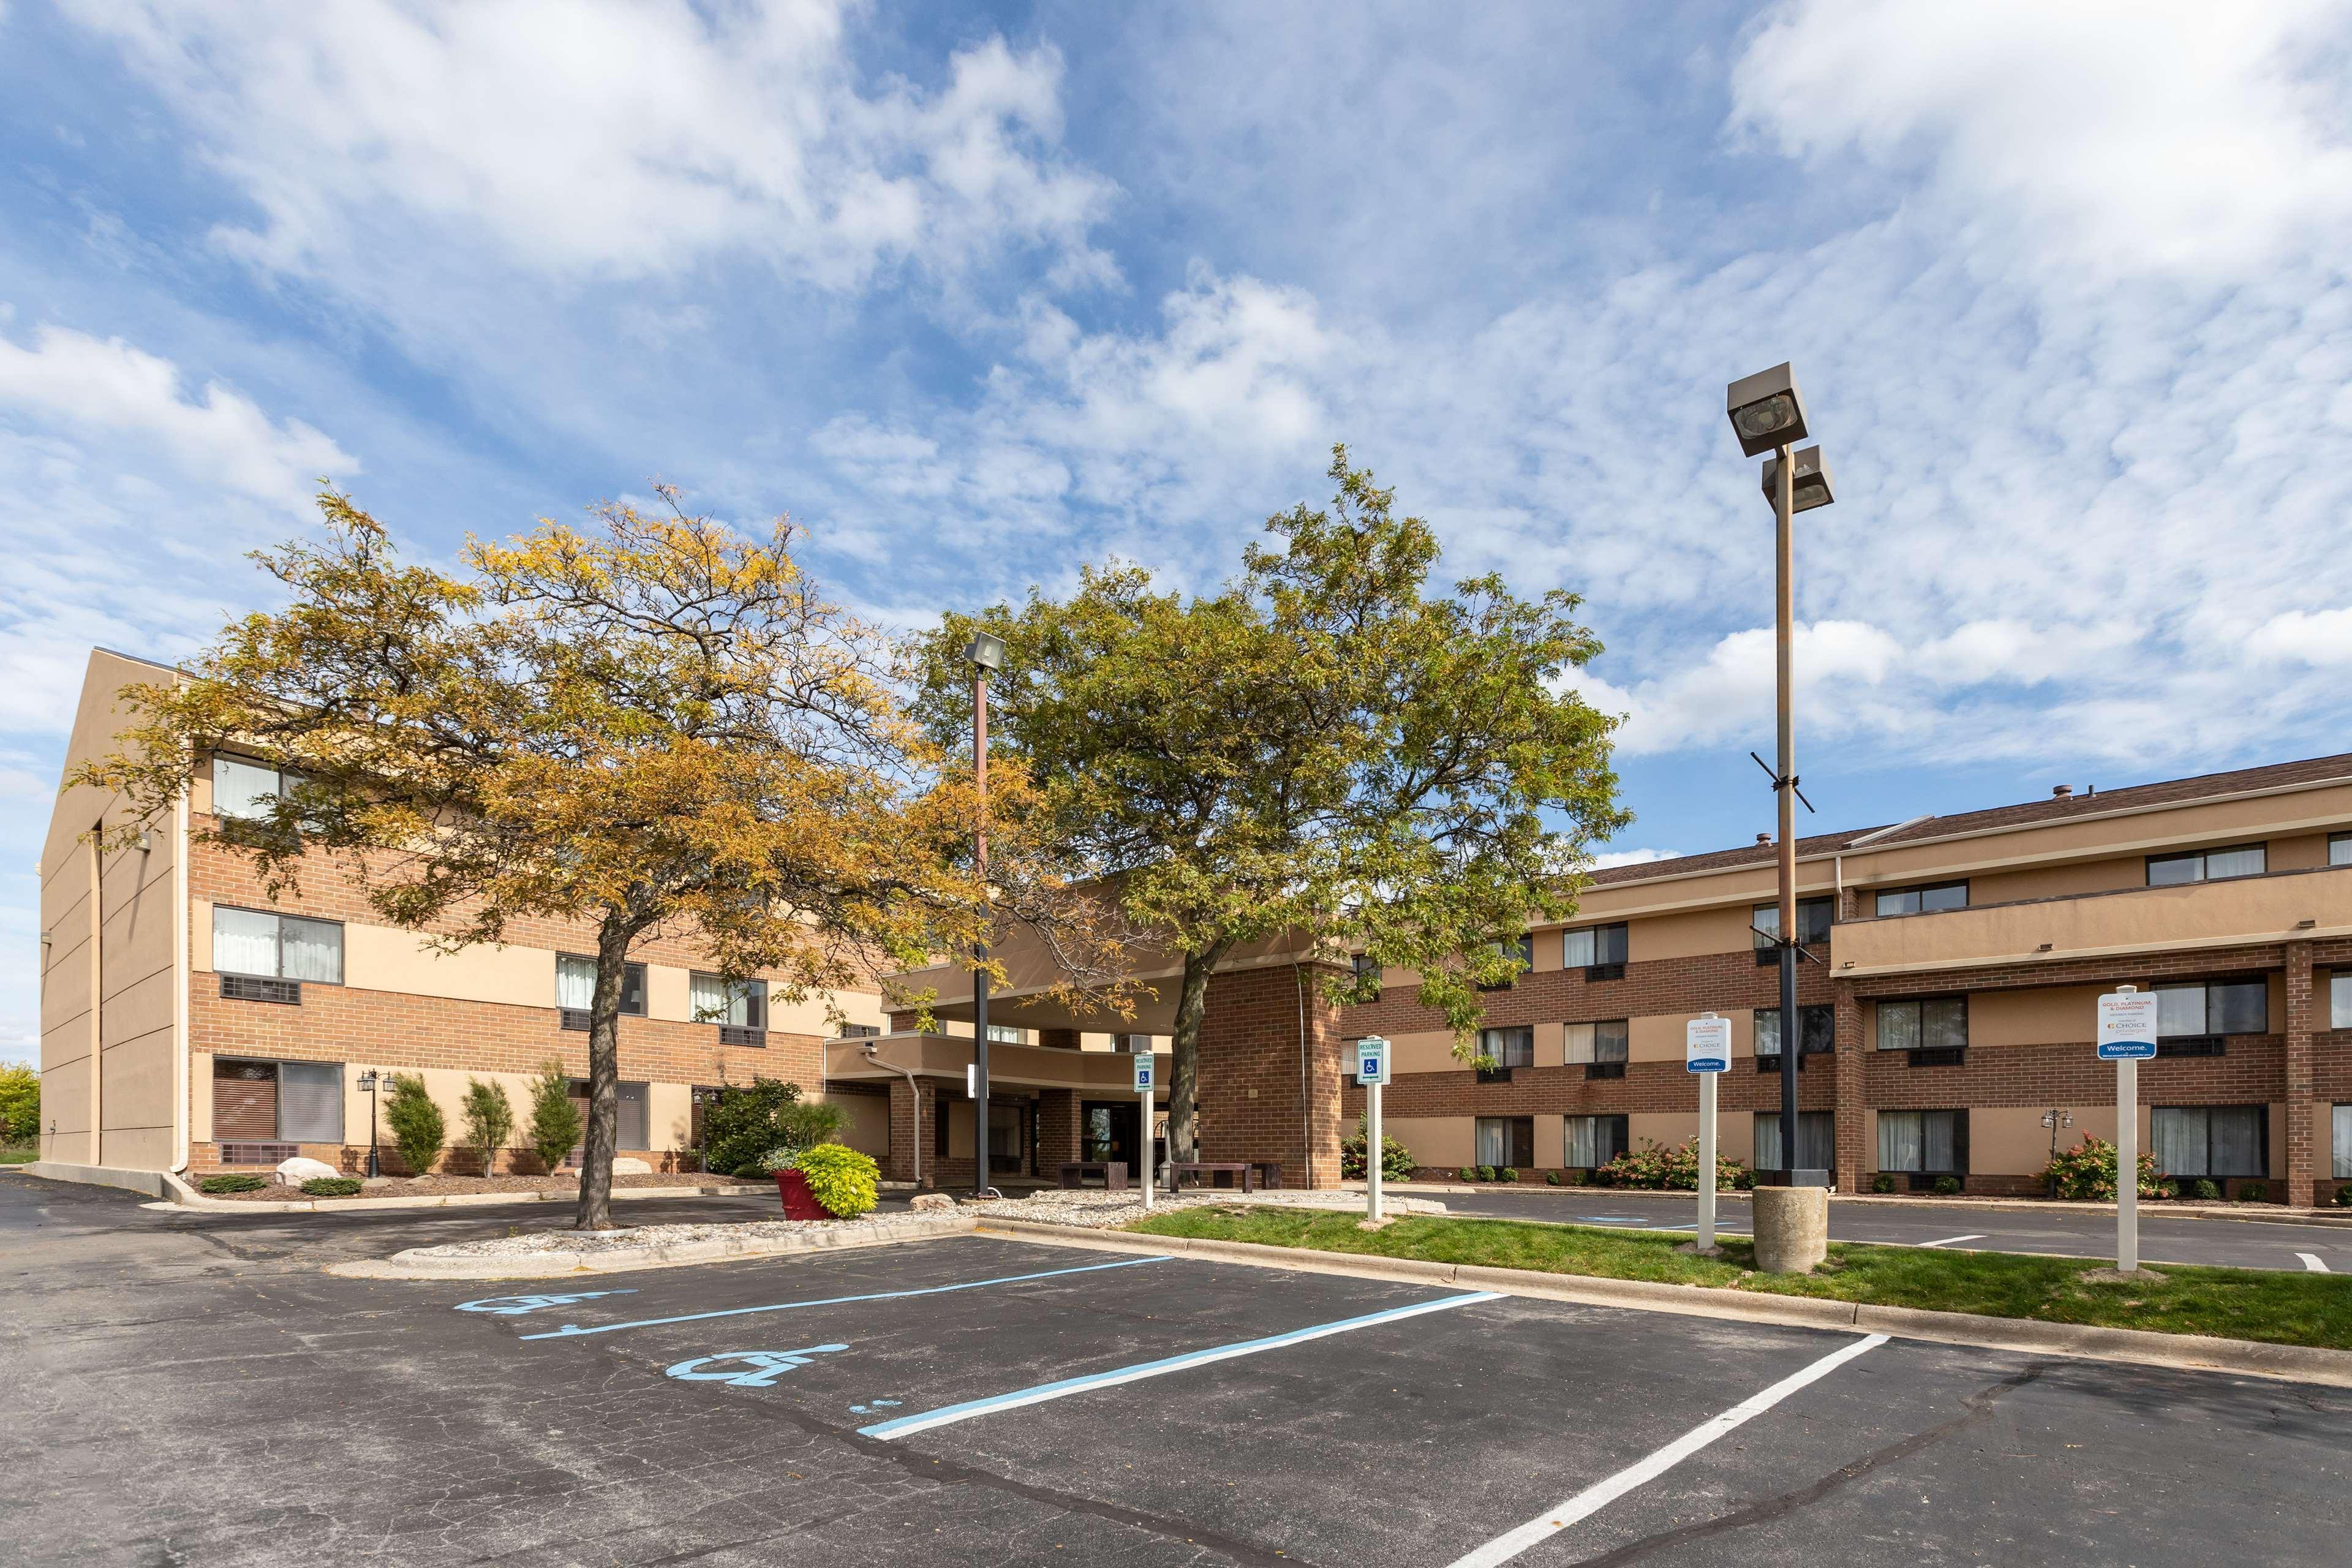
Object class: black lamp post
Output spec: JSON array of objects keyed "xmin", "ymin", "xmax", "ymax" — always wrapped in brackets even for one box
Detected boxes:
[{"xmin": 357, "ymin": 1069, "xmax": 382, "ymax": 1178}]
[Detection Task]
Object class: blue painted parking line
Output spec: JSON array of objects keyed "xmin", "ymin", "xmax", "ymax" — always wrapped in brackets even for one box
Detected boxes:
[
  {"xmin": 518, "ymin": 1254, "xmax": 1174, "ymax": 1340},
  {"xmin": 860, "ymin": 1290, "xmax": 1505, "ymax": 1440}
]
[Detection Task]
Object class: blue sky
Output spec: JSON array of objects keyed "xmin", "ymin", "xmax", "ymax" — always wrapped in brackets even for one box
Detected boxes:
[{"xmin": 5, "ymin": 1, "xmax": 2352, "ymax": 1065}]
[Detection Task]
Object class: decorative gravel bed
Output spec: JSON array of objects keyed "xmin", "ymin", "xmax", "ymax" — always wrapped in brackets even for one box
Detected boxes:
[
  {"xmin": 405, "ymin": 1215, "xmax": 928, "ymax": 1259},
  {"xmin": 200, "ymin": 1172, "xmax": 749, "ymax": 1202},
  {"xmin": 977, "ymin": 1187, "xmax": 1448, "ymax": 1229}
]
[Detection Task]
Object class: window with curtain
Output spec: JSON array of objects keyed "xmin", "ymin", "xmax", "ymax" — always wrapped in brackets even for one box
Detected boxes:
[
  {"xmin": 690, "ymin": 974, "xmax": 766, "ymax": 1027},
  {"xmin": 1877, "ymin": 1109, "xmax": 1962, "ymax": 1172},
  {"xmin": 2155, "ymin": 980, "xmax": 2265, "ymax": 1038},
  {"xmin": 556, "ymin": 956, "xmax": 646, "ymax": 1015},
  {"xmin": 2147, "ymin": 843, "xmax": 2266, "ymax": 886},
  {"xmin": 2335, "ymin": 974, "xmax": 2352, "ymax": 1030},
  {"xmin": 1875, "ymin": 997, "xmax": 1965, "ymax": 1051},
  {"xmin": 1754, "ymin": 1111, "xmax": 1835, "ymax": 1170},
  {"xmin": 1561, "ymin": 1020, "xmax": 1629, "ymax": 1063},
  {"xmin": 985, "ymin": 1023, "xmax": 1027, "ymax": 1044},
  {"xmin": 1874, "ymin": 882, "xmax": 1967, "ymax": 917},
  {"xmin": 1474, "ymin": 1116, "xmax": 1534, "ymax": 1167},
  {"xmin": 213, "ymin": 907, "xmax": 342, "ymax": 984},
  {"xmin": 1562, "ymin": 1114, "xmax": 1627, "ymax": 1168},
  {"xmin": 2335, "ymin": 1105, "xmax": 2352, "ymax": 1179},
  {"xmin": 1479, "ymin": 1026, "xmax": 1535, "ymax": 1068},
  {"xmin": 213, "ymin": 755, "xmax": 284, "ymax": 820},
  {"xmin": 2151, "ymin": 1106, "xmax": 2265, "ymax": 1177},
  {"xmin": 1752, "ymin": 897, "xmax": 1834, "ymax": 948},
  {"xmin": 1561, "ymin": 924, "xmax": 1628, "ymax": 967},
  {"xmin": 1755, "ymin": 1005, "xmax": 1833, "ymax": 1056}
]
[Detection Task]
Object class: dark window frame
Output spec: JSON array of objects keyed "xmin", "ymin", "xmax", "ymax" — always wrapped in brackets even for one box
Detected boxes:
[
  {"xmin": 2146, "ymin": 843, "xmax": 2267, "ymax": 887},
  {"xmin": 1562, "ymin": 1112, "xmax": 1629, "ymax": 1169},
  {"xmin": 1875, "ymin": 995, "xmax": 1967, "ymax": 1052},
  {"xmin": 2330, "ymin": 831, "xmax": 2352, "ymax": 868},
  {"xmin": 1754, "ymin": 1003, "xmax": 1834, "ymax": 1059},
  {"xmin": 211, "ymin": 904, "xmax": 345, "ymax": 986},
  {"xmin": 2151, "ymin": 1103, "xmax": 2269, "ymax": 1179},
  {"xmin": 2154, "ymin": 977, "xmax": 2267, "ymax": 1041},
  {"xmin": 1875, "ymin": 1107, "xmax": 1970, "ymax": 1174},
  {"xmin": 1753, "ymin": 897, "xmax": 1834, "ymax": 960},
  {"xmin": 1474, "ymin": 1114, "xmax": 1536, "ymax": 1169},
  {"xmin": 1874, "ymin": 881, "xmax": 1968, "ymax": 918},
  {"xmin": 556, "ymin": 954, "xmax": 647, "ymax": 1030},
  {"xmin": 690, "ymin": 972, "xmax": 768, "ymax": 1029},
  {"xmin": 1562, "ymin": 922, "xmax": 1629, "ymax": 978}
]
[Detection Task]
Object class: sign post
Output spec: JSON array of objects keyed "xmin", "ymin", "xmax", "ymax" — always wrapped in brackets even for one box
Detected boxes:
[
  {"xmin": 1133, "ymin": 1049, "xmax": 1156, "ymax": 1210},
  {"xmin": 1356, "ymin": 1036, "xmax": 1391, "ymax": 1222},
  {"xmin": 1686, "ymin": 1013, "xmax": 1731, "ymax": 1250},
  {"xmin": 2097, "ymin": 986, "xmax": 2158, "ymax": 1273}
]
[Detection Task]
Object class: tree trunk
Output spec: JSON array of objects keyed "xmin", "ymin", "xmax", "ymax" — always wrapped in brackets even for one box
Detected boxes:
[
  {"xmin": 1166, "ymin": 944, "xmax": 1227, "ymax": 1165},
  {"xmin": 573, "ymin": 914, "xmax": 634, "ymax": 1232}
]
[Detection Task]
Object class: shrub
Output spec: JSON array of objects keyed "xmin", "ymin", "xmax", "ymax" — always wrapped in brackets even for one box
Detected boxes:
[
  {"xmin": 459, "ymin": 1078, "xmax": 516, "ymax": 1174},
  {"xmin": 2334, "ymin": 1184, "xmax": 2352, "ymax": 1207},
  {"xmin": 733, "ymin": 1161, "xmax": 769, "ymax": 1180},
  {"xmin": 2189, "ymin": 1178, "xmax": 2221, "ymax": 1201},
  {"xmin": 526, "ymin": 1061, "xmax": 582, "ymax": 1175},
  {"xmin": 1545, "ymin": 1169, "xmax": 1562, "ymax": 1186},
  {"xmin": 384, "ymin": 1073, "xmax": 446, "ymax": 1176},
  {"xmin": 2236, "ymin": 1181, "xmax": 2269, "ymax": 1203},
  {"xmin": 1476, "ymin": 1165, "xmax": 1498, "ymax": 1182},
  {"xmin": 703, "ymin": 1078, "xmax": 842, "ymax": 1178},
  {"xmin": 301, "ymin": 1177, "xmax": 364, "ymax": 1197},
  {"xmin": 1562, "ymin": 1168, "xmax": 1588, "ymax": 1186},
  {"xmin": 1457, "ymin": 1166, "xmax": 1476, "ymax": 1182},
  {"xmin": 1499, "ymin": 1166, "xmax": 1520, "ymax": 1183},
  {"xmin": 2040, "ymin": 1135, "xmax": 2165, "ymax": 1200},
  {"xmin": 1871, "ymin": 1173, "xmax": 1897, "ymax": 1194},
  {"xmin": 200, "ymin": 1174, "xmax": 266, "ymax": 1193},
  {"xmin": 1598, "ymin": 1138, "xmax": 1752, "ymax": 1193},
  {"xmin": 793, "ymin": 1143, "xmax": 880, "ymax": 1218},
  {"xmin": 1340, "ymin": 1118, "xmax": 1416, "ymax": 1182},
  {"xmin": 0, "ymin": 1061, "xmax": 39, "ymax": 1142},
  {"xmin": 1932, "ymin": 1175, "xmax": 1962, "ymax": 1196}
]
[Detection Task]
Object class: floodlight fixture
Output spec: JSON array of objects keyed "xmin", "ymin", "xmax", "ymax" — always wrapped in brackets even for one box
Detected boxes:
[
  {"xmin": 1726, "ymin": 362, "xmax": 1810, "ymax": 456},
  {"xmin": 1760, "ymin": 446, "xmax": 1834, "ymax": 513},
  {"xmin": 965, "ymin": 632, "xmax": 1006, "ymax": 671}
]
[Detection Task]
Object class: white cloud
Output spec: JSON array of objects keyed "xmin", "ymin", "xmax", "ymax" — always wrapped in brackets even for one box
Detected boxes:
[
  {"xmin": 1590, "ymin": 848, "xmax": 1680, "ymax": 870},
  {"xmin": 2246, "ymin": 607, "xmax": 2352, "ymax": 666},
  {"xmin": 64, "ymin": 1, "xmax": 1115, "ymax": 295}
]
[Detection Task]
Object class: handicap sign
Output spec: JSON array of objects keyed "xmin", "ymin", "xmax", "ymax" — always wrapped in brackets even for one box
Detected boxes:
[
  {"xmin": 1355, "ymin": 1036, "xmax": 1390, "ymax": 1086},
  {"xmin": 1685, "ymin": 1014, "xmax": 1730, "ymax": 1074},
  {"xmin": 1134, "ymin": 1056, "xmax": 1155, "ymax": 1093},
  {"xmin": 2097, "ymin": 989, "xmax": 2158, "ymax": 1060},
  {"xmin": 666, "ymin": 1346, "xmax": 849, "ymax": 1387},
  {"xmin": 454, "ymin": 1289, "xmax": 636, "ymax": 1316}
]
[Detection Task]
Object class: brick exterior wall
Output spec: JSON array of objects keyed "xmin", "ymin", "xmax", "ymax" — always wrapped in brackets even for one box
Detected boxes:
[{"xmin": 1196, "ymin": 963, "xmax": 1345, "ymax": 1188}]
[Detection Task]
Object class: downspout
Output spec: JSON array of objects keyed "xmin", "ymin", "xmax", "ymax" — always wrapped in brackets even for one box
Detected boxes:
[
  {"xmin": 172, "ymin": 786, "xmax": 190, "ymax": 1175},
  {"xmin": 863, "ymin": 1044, "xmax": 922, "ymax": 1188}
]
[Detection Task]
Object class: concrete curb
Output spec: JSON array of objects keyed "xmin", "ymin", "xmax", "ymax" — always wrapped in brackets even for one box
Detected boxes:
[
  {"xmin": 145, "ymin": 1181, "xmax": 776, "ymax": 1215},
  {"xmin": 974, "ymin": 1219, "xmax": 2352, "ymax": 1389},
  {"xmin": 326, "ymin": 1213, "xmax": 981, "ymax": 1280},
  {"xmin": 19, "ymin": 1161, "xmax": 195, "ymax": 1202}
]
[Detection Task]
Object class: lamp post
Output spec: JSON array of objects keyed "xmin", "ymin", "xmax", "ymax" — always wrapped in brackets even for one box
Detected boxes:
[
  {"xmin": 966, "ymin": 630, "xmax": 1006, "ymax": 1200},
  {"xmin": 1726, "ymin": 363, "xmax": 1834, "ymax": 1191},
  {"xmin": 2041, "ymin": 1108, "xmax": 2074, "ymax": 1197},
  {"xmin": 357, "ymin": 1069, "xmax": 382, "ymax": 1178}
]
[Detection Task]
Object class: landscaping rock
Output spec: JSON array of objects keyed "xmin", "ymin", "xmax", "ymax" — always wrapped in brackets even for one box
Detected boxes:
[
  {"xmin": 611, "ymin": 1156, "xmax": 653, "ymax": 1175},
  {"xmin": 361, "ymin": 1177, "xmax": 394, "ymax": 1189},
  {"xmin": 909, "ymin": 1192, "xmax": 957, "ymax": 1212},
  {"xmin": 273, "ymin": 1156, "xmax": 341, "ymax": 1185}
]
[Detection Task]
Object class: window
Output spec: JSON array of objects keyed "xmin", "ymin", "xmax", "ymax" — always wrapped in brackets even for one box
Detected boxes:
[
  {"xmin": 1561, "ymin": 923, "xmax": 1628, "ymax": 970},
  {"xmin": 556, "ymin": 955, "xmax": 647, "ymax": 1024},
  {"xmin": 1479, "ymin": 1026, "xmax": 1534, "ymax": 1068},
  {"xmin": 2334, "ymin": 973, "xmax": 2352, "ymax": 1030},
  {"xmin": 985, "ymin": 1023, "xmax": 1028, "ymax": 1044},
  {"xmin": 1878, "ymin": 1110, "xmax": 1966, "ymax": 1172},
  {"xmin": 1752, "ymin": 897, "xmax": 1834, "ymax": 959},
  {"xmin": 213, "ymin": 1058, "xmax": 344, "ymax": 1144},
  {"xmin": 2147, "ymin": 843, "xmax": 2266, "ymax": 886},
  {"xmin": 1874, "ymin": 881, "xmax": 1967, "ymax": 917},
  {"xmin": 1754, "ymin": 1005, "xmax": 1833, "ymax": 1057},
  {"xmin": 213, "ymin": 906, "xmax": 342, "ymax": 984},
  {"xmin": 989, "ymin": 1102, "xmax": 1027, "ymax": 1165},
  {"xmin": 1754, "ymin": 1110, "xmax": 1834, "ymax": 1172},
  {"xmin": 1479, "ymin": 934, "xmax": 1535, "ymax": 990},
  {"xmin": 1475, "ymin": 1115, "xmax": 1534, "ymax": 1168},
  {"xmin": 2335, "ymin": 1106, "xmax": 2352, "ymax": 1180},
  {"xmin": 1876, "ymin": 997, "xmax": 1966, "ymax": 1052},
  {"xmin": 690, "ymin": 973, "xmax": 767, "ymax": 1028},
  {"xmin": 213, "ymin": 755, "xmax": 288, "ymax": 820},
  {"xmin": 2151, "ymin": 1106, "xmax": 2266, "ymax": 1178},
  {"xmin": 2331, "ymin": 833, "xmax": 2352, "ymax": 867},
  {"xmin": 1562, "ymin": 1020, "xmax": 1630, "ymax": 1064},
  {"xmin": 2155, "ymin": 980, "xmax": 2266, "ymax": 1038},
  {"xmin": 1562, "ymin": 1114, "xmax": 1627, "ymax": 1168},
  {"xmin": 1352, "ymin": 952, "xmax": 1382, "ymax": 986}
]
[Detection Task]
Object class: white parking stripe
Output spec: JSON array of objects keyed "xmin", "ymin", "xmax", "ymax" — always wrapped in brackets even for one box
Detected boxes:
[
  {"xmin": 2297, "ymin": 1253, "xmax": 2331, "ymax": 1272},
  {"xmin": 1919, "ymin": 1234, "xmax": 1989, "ymax": 1249},
  {"xmin": 1443, "ymin": 1333, "xmax": 1890, "ymax": 1568}
]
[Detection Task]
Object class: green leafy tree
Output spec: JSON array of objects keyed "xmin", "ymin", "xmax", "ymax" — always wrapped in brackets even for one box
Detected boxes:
[
  {"xmin": 458, "ymin": 1078, "xmax": 517, "ymax": 1175},
  {"xmin": 526, "ymin": 1061, "xmax": 584, "ymax": 1175},
  {"xmin": 914, "ymin": 448, "xmax": 1626, "ymax": 1159},
  {"xmin": 0, "ymin": 1063, "xmax": 39, "ymax": 1143},
  {"xmin": 383, "ymin": 1073, "xmax": 446, "ymax": 1177}
]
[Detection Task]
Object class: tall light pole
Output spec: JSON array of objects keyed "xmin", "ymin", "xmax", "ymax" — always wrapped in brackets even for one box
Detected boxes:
[
  {"xmin": 1726, "ymin": 363, "xmax": 1833, "ymax": 1190},
  {"xmin": 967, "ymin": 631, "xmax": 1006, "ymax": 1200}
]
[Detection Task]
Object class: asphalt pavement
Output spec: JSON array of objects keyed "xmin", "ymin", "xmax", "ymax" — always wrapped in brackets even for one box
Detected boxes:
[{"xmin": 4, "ymin": 1169, "xmax": 2348, "ymax": 1566}]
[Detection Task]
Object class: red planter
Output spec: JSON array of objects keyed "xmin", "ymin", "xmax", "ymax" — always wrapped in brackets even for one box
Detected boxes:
[{"xmin": 774, "ymin": 1168, "xmax": 831, "ymax": 1221}]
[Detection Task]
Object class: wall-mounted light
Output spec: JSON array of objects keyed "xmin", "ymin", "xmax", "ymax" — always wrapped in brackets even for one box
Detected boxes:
[{"xmin": 2296, "ymin": 918, "xmax": 2317, "ymax": 930}]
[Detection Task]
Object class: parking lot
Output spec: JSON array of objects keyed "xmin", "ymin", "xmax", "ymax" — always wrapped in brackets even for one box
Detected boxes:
[{"xmin": 7, "ymin": 1173, "xmax": 2350, "ymax": 1566}]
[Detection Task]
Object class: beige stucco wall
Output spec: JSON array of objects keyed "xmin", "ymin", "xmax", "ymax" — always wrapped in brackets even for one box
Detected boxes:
[
  {"xmin": 1630, "ymin": 1112, "xmax": 1696, "ymax": 1152},
  {"xmin": 831, "ymin": 1091, "xmax": 891, "ymax": 1158},
  {"xmin": 344, "ymin": 925, "xmax": 554, "ymax": 1008},
  {"xmin": 1390, "ymin": 1115, "xmax": 1471, "ymax": 1167}
]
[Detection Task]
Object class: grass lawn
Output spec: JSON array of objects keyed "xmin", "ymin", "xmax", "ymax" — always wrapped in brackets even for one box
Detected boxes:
[
  {"xmin": 1124, "ymin": 1207, "xmax": 2352, "ymax": 1351},
  {"xmin": 0, "ymin": 1143, "xmax": 37, "ymax": 1166}
]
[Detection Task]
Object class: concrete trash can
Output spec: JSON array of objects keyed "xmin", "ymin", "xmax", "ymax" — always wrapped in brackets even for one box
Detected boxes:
[{"xmin": 1752, "ymin": 1185, "xmax": 1828, "ymax": 1273}]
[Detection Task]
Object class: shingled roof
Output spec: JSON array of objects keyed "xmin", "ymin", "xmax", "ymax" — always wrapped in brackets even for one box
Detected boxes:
[{"xmin": 1586, "ymin": 751, "xmax": 2352, "ymax": 887}]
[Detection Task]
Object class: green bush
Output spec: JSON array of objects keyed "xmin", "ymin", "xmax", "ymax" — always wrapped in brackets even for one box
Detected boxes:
[
  {"xmin": 459, "ymin": 1078, "xmax": 516, "ymax": 1174},
  {"xmin": 0, "ymin": 1062, "xmax": 39, "ymax": 1142},
  {"xmin": 1545, "ymin": 1169, "xmax": 1562, "ymax": 1186},
  {"xmin": 1499, "ymin": 1166, "xmax": 1519, "ymax": 1183},
  {"xmin": 1457, "ymin": 1166, "xmax": 1476, "ymax": 1182},
  {"xmin": 733, "ymin": 1161, "xmax": 769, "ymax": 1180},
  {"xmin": 301, "ymin": 1177, "xmax": 364, "ymax": 1197},
  {"xmin": 384, "ymin": 1072, "xmax": 446, "ymax": 1176},
  {"xmin": 526, "ymin": 1061, "xmax": 582, "ymax": 1174},
  {"xmin": 1562, "ymin": 1168, "xmax": 1588, "ymax": 1186},
  {"xmin": 2236, "ymin": 1181, "xmax": 2268, "ymax": 1204},
  {"xmin": 2334, "ymin": 1184, "xmax": 2352, "ymax": 1207},
  {"xmin": 2189, "ymin": 1178, "xmax": 2221, "ymax": 1200},
  {"xmin": 702, "ymin": 1077, "xmax": 842, "ymax": 1178},
  {"xmin": 793, "ymin": 1143, "xmax": 879, "ymax": 1218},
  {"xmin": 200, "ymin": 1174, "xmax": 266, "ymax": 1193},
  {"xmin": 2040, "ymin": 1135, "xmax": 2165, "ymax": 1200},
  {"xmin": 1476, "ymin": 1165, "xmax": 1498, "ymax": 1182},
  {"xmin": 1872, "ymin": 1172, "xmax": 1897, "ymax": 1194},
  {"xmin": 1340, "ymin": 1118, "xmax": 1416, "ymax": 1182},
  {"xmin": 1598, "ymin": 1138, "xmax": 1753, "ymax": 1193},
  {"xmin": 1932, "ymin": 1175, "xmax": 1963, "ymax": 1196}
]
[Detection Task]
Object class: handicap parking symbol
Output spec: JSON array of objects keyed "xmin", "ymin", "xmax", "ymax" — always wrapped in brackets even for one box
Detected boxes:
[
  {"xmin": 666, "ymin": 1346, "xmax": 850, "ymax": 1387},
  {"xmin": 455, "ymin": 1290, "xmax": 637, "ymax": 1316}
]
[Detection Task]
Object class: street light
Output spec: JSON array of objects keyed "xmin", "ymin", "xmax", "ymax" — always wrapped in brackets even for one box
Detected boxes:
[
  {"xmin": 1727, "ymin": 362, "xmax": 1832, "ymax": 1195},
  {"xmin": 357, "ymin": 1069, "xmax": 382, "ymax": 1178},
  {"xmin": 966, "ymin": 630, "xmax": 1003, "ymax": 1200}
]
